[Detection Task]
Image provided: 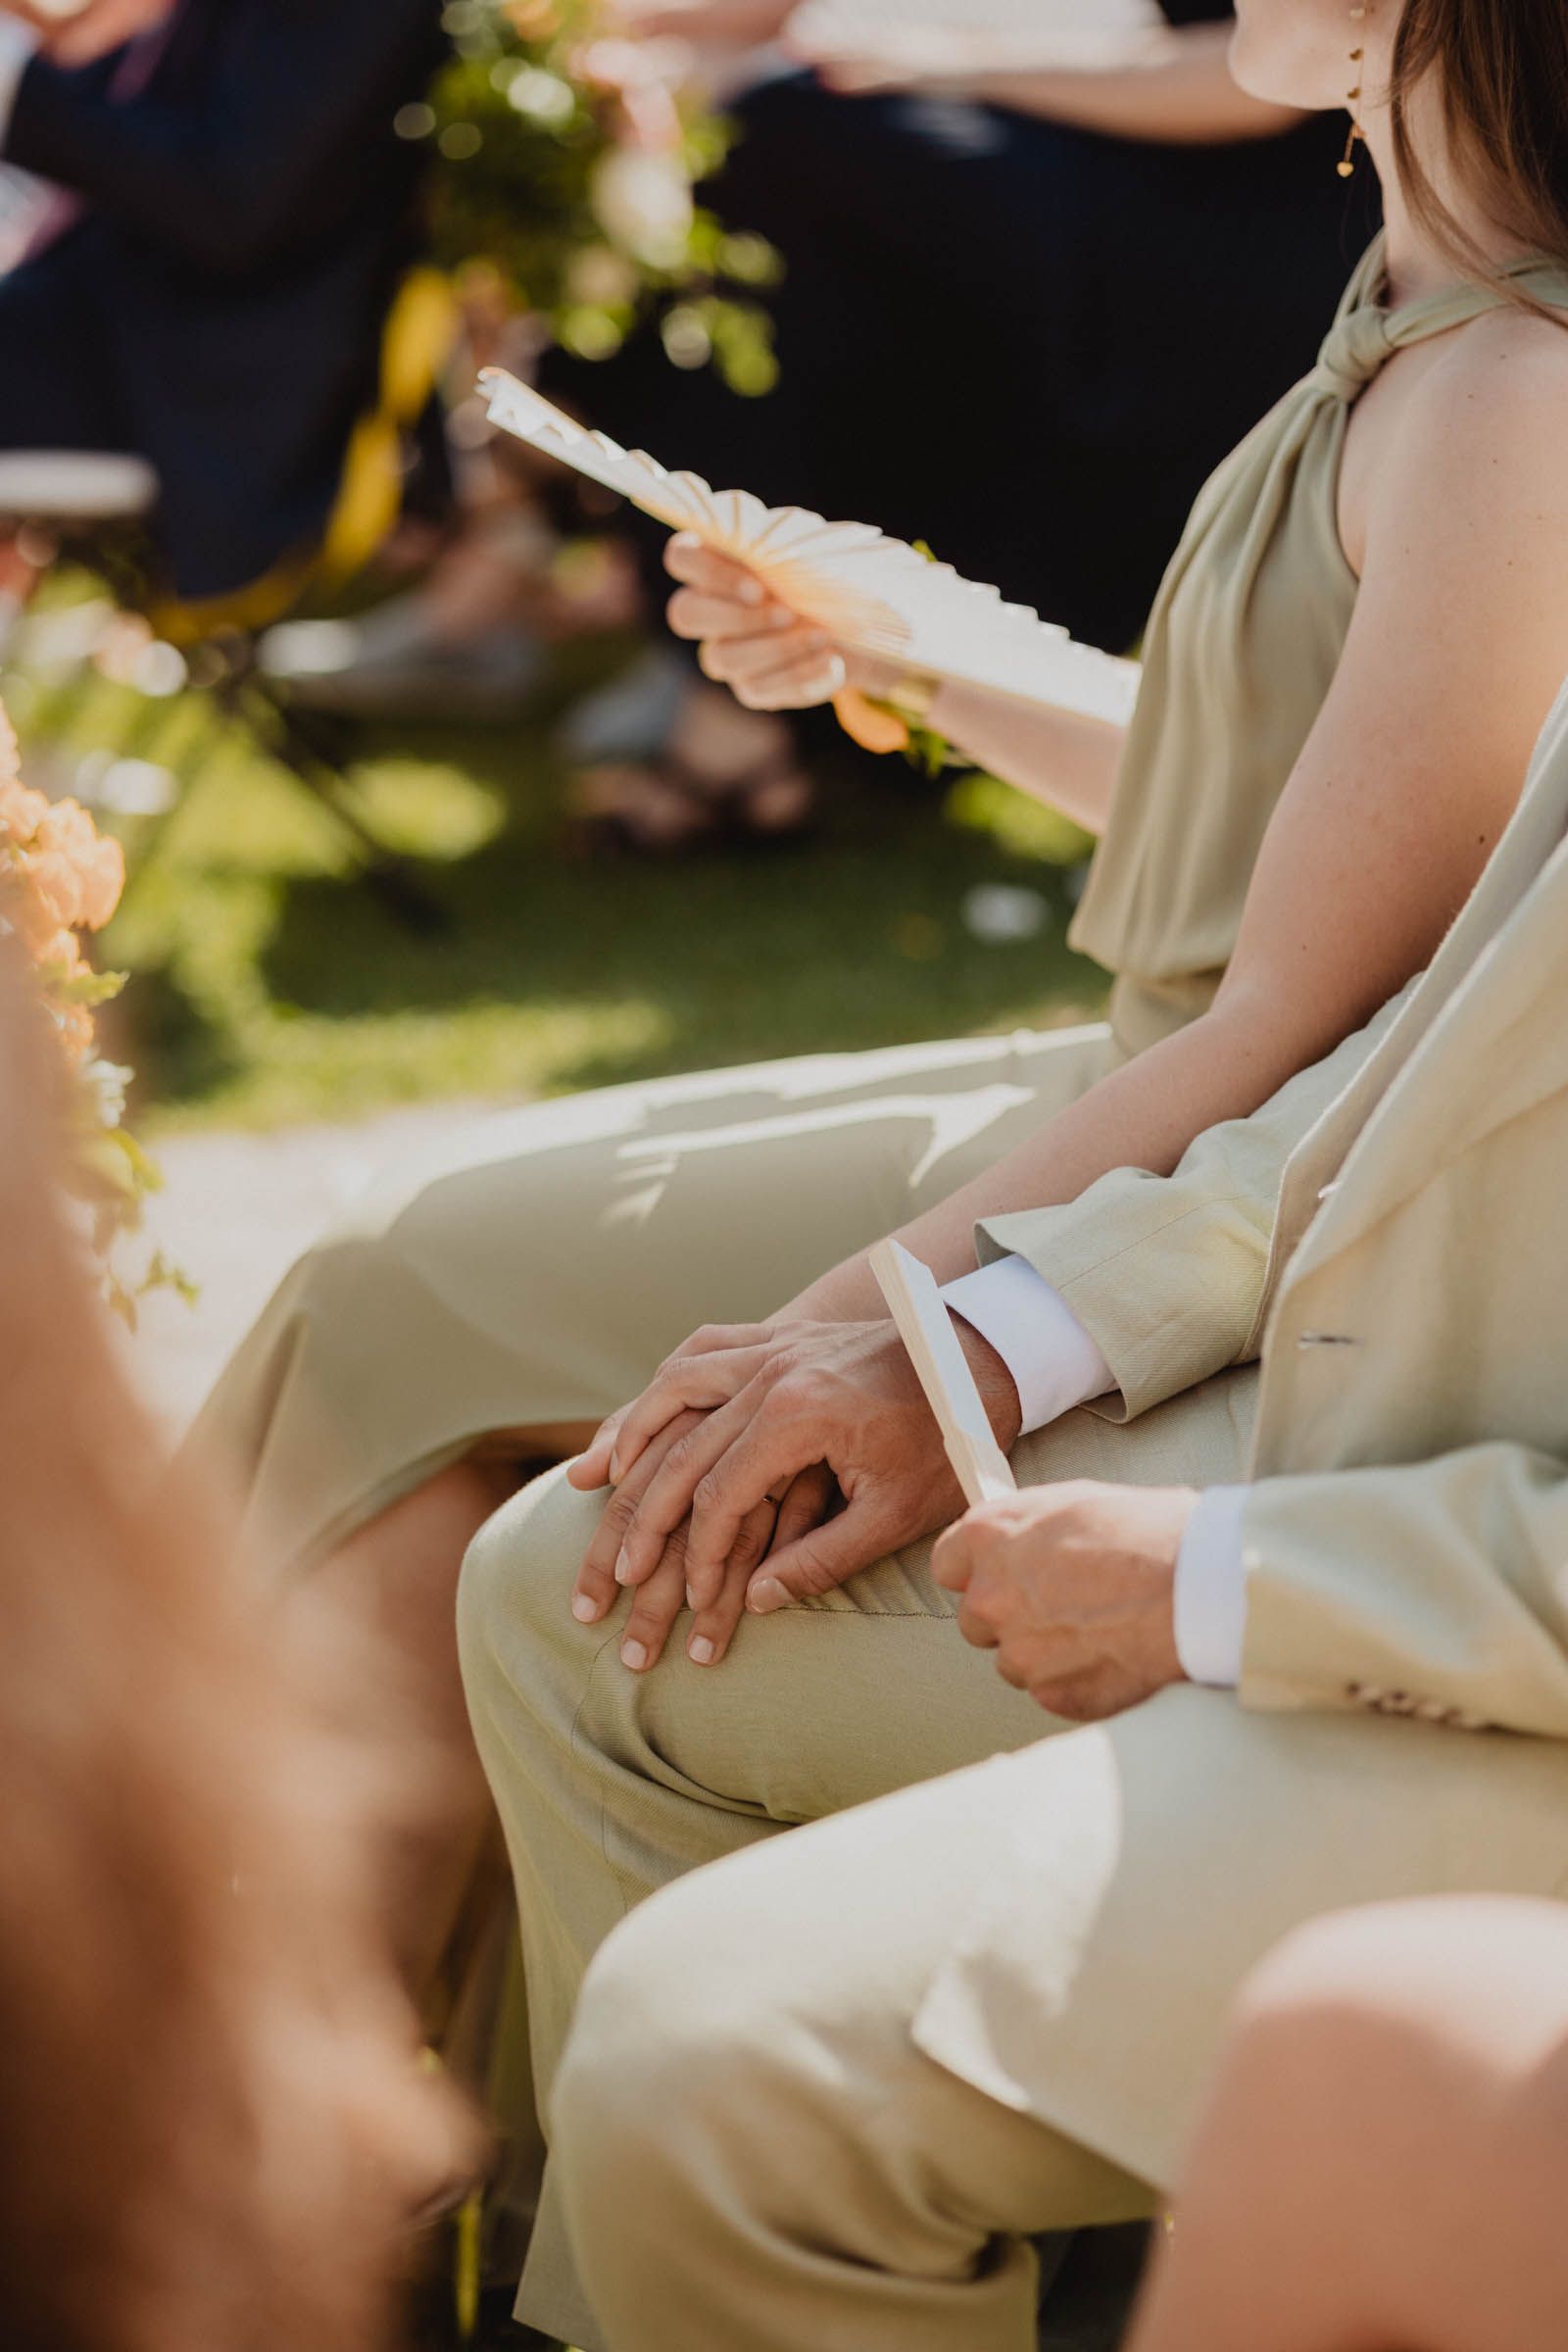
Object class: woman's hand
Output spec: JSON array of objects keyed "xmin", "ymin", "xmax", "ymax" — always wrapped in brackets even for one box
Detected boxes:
[
  {"xmin": 664, "ymin": 535, "xmax": 901, "ymax": 712},
  {"xmin": 571, "ymin": 1319, "xmax": 778, "ymax": 1494},
  {"xmin": 572, "ymin": 1312, "xmax": 1022, "ymax": 1633},
  {"xmin": 566, "ymin": 1323, "xmax": 843, "ymax": 1670},
  {"xmin": 575, "ymin": 1445, "xmax": 839, "ymax": 1673}
]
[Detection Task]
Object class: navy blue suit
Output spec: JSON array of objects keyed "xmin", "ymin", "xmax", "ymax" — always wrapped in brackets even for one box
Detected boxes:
[{"xmin": 0, "ymin": 0, "xmax": 445, "ymax": 599}]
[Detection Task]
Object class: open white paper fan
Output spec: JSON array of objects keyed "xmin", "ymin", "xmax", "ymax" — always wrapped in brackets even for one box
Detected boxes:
[{"xmin": 478, "ymin": 369, "xmax": 1140, "ymax": 724}]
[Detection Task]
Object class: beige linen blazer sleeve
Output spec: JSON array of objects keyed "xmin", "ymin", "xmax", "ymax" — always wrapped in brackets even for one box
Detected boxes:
[
  {"xmin": 973, "ymin": 991, "xmax": 1413, "ymax": 1423},
  {"xmin": 1239, "ymin": 1445, "xmax": 1568, "ymax": 1740}
]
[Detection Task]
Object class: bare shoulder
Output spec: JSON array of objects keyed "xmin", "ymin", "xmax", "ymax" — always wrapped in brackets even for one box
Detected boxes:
[
  {"xmin": 1344, "ymin": 302, "xmax": 1568, "ymax": 600},
  {"xmin": 1391, "ymin": 303, "xmax": 1568, "ymax": 508}
]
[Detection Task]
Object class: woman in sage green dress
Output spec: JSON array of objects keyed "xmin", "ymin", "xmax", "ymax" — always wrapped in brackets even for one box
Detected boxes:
[{"xmin": 193, "ymin": 0, "xmax": 1568, "ymax": 2258}]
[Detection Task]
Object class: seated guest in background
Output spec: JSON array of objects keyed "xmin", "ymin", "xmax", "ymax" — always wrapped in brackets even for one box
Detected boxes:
[
  {"xmin": 191, "ymin": 0, "xmax": 1568, "ymax": 2319},
  {"xmin": 0, "ymin": 0, "xmax": 445, "ymax": 605},
  {"xmin": 541, "ymin": 0, "xmax": 1382, "ymax": 847},
  {"xmin": 1124, "ymin": 1895, "xmax": 1568, "ymax": 2352},
  {"xmin": 533, "ymin": 670, "xmax": 1568, "ymax": 2350},
  {"xmin": 0, "ymin": 943, "xmax": 466, "ymax": 2352}
]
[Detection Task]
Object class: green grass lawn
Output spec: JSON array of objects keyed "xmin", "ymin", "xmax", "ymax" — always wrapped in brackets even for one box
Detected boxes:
[{"xmin": 8, "ymin": 634, "xmax": 1109, "ymax": 1137}]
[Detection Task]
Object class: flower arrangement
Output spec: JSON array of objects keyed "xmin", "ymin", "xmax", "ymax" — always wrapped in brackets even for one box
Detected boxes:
[
  {"xmin": 0, "ymin": 698, "xmax": 185, "ymax": 1322},
  {"xmin": 422, "ymin": 0, "xmax": 780, "ymax": 393}
]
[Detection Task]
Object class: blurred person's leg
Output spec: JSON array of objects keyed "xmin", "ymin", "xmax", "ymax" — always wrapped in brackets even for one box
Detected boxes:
[
  {"xmin": 536, "ymin": 1714, "xmax": 1568, "ymax": 2352},
  {"xmin": 460, "ymin": 1372, "xmax": 1255, "ymax": 2347},
  {"xmin": 1126, "ymin": 1896, "xmax": 1568, "ymax": 2352}
]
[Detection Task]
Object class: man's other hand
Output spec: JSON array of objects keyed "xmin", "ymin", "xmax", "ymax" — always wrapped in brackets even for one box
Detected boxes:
[{"xmin": 934, "ymin": 1480, "xmax": 1196, "ymax": 1719}]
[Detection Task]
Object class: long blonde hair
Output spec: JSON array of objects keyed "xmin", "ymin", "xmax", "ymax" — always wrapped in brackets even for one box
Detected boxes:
[{"xmin": 0, "ymin": 945, "xmax": 467, "ymax": 2352}]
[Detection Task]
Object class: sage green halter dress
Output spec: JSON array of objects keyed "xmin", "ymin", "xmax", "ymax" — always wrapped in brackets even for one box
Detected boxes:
[
  {"xmin": 1078, "ymin": 232, "xmax": 1568, "ymax": 1054},
  {"xmin": 195, "ymin": 234, "xmax": 1568, "ymax": 1581}
]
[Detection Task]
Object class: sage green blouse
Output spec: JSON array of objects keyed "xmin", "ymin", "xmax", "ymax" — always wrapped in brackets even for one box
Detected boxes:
[{"xmin": 1072, "ymin": 232, "xmax": 1568, "ymax": 1058}]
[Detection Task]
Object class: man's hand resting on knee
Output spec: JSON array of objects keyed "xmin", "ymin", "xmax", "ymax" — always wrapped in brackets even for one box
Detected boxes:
[
  {"xmin": 566, "ymin": 1316, "xmax": 1022, "ymax": 1670},
  {"xmin": 933, "ymin": 1482, "xmax": 1196, "ymax": 1720}
]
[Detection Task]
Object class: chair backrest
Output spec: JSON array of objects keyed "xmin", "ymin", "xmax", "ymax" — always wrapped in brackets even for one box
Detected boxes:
[{"xmin": 157, "ymin": 263, "xmax": 460, "ymax": 645}]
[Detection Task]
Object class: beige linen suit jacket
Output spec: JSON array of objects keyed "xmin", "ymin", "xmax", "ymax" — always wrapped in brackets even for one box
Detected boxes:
[
  {"xmin": 898, "ymin": 681, "xmax": 1568, "ymax": 2191},
  {"xmin": 977, "ymin": 673, "xmax": 1568, "ymax": 1742}
]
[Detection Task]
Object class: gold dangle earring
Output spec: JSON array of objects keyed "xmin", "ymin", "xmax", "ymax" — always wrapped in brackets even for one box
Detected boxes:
[{"xmin": 1338, "ymin": 5, "xmax": 1367, "ymax": 177}]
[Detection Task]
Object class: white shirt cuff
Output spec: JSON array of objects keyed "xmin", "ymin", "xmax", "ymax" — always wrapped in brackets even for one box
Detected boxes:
[
  {"xmin": 941, "ymin": 1254, "xmax": 1115, "ymax": 1435},
  {"xmin": 0, "ymin": 17, "xmax": 38, "ymax": 144},
  {"xmin": 1173, "ymin": 1483, "xmax": 1250, "ymax": 1688}
]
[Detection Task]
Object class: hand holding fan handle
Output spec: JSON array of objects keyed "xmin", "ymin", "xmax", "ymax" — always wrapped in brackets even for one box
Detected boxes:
[
  {"xmin": 662, "ymin": 532, "xmax": 915, "ymax": 728},
  {"xmin": 478, "ymin": 368, "xmax": 1140, "ymax": 726}
]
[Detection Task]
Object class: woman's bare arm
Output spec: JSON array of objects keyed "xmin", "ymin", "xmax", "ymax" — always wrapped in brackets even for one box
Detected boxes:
[
  {"xmin": 967, "ymin": 26, "xmax": 1304, "ymax": 145},
  {"xmin": 788, "ymin": 311, "xmax": 1568, "ymax": 1317},
  {"xmin": 929, "ymin": 681, "xmax": 1129, "ymax": 831},
  {"xmin": 607, "ymin": 0, "xmax": 794, "ymax": 43},
  {"xmin": 790, "ymin": 15, "xmax": 1303, "ymax": 146}
]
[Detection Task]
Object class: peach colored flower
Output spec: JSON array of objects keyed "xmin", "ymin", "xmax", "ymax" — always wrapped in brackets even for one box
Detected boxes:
[
  {"xmin": 0, "ymin": 695, "xmax": 124, "ymax": 1066},
  {"xmin": 81, "ymin": 836, "xmax": 124, "ymax": 929},
  {"xmin": 0, "ymin": 870, "xmax": 64, "ymax": 960},
  {"xmin": 1, "ymin": 791, "xmax": 126, "ymax": 938},
  {"xmin": 34, "ymin": 799, "xmax": 123, "ymax": 929},
  {"xmin": 0, "ymin": 774, "xmax": 51, "ymax": 843},
  {"xmin": 56, "ymin": 1000, "xmax": 94, "ymax": 1064}
]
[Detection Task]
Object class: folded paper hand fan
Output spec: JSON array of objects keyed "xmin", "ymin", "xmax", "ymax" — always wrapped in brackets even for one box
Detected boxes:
[
  {"xmin": 870, "ymin": 1238, "xmax": 1017, "ymax": 1510},
  {"xmin": 477, "ymin": 369, "xmax": 1140, "ymax": 723}
]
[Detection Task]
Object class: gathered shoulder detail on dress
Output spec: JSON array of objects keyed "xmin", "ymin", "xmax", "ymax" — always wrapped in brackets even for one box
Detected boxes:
[
  {"xmin": 1070, "ymin": 233, "xmax": 1568, "ymax": 1058},
  {"xmin": 1307, "ymin": 237, "xmax": 1568, "ymax": 404}
]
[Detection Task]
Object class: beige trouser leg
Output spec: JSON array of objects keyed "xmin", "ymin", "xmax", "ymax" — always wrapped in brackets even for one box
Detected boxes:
[
  {"xmin": 457, "ymin": 1370, "xmax": 1257, "ymax": 2347},
  {"xmin": 552, "ymin": 1752, "xmax": 1155, "ymax": 2352},
  {"xmin": 548, "ymin": 1694, "xmax": 1568, "ymax": 2352},
  {"xmin": 189, "ymin": 1024, "xmax": 1114, "ymax": 1574}
]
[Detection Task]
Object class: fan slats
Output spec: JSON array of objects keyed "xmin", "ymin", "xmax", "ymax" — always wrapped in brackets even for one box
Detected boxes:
[{"xmin": 479, "ymin": 368, "xmax": 1141, "ymax": 724}]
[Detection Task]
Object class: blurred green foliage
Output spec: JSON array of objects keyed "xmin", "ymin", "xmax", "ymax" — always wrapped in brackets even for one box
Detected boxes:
[{"xmin": 422, "ymin": 0, "xmax": 780, "ymax": 392}]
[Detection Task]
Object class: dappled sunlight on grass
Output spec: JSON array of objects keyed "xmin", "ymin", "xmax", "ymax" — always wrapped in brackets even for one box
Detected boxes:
[{"xmin": 13, "ymin": 648, "xmax": 1109, "ymax": 1134}]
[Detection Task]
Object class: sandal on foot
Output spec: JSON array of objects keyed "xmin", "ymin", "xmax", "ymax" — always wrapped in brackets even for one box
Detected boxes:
[{"xmin": 565, "ymin": 748, "xmax": 813, "ymax": 858}]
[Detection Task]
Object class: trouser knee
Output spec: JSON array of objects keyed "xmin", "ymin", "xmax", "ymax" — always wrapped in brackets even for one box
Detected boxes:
[
  {"xmin": 456, "ymin": 1465, "xmax": 600, "ymax": 1702},
  {"xmin": 552, "ymin": 1897, "xmax": 761, "ymax": 2239}
]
